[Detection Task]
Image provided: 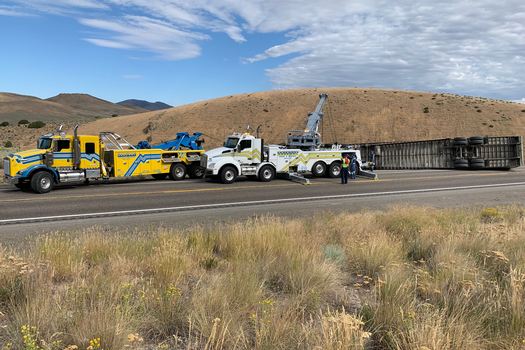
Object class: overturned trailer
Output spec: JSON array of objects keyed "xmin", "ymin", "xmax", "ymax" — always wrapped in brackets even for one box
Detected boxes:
[{"xmin": 355, "ymin": 136, "xmax": 523, "ymax": 170}]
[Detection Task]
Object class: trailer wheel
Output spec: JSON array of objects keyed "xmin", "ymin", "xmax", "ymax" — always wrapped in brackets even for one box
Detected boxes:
[
  {"xmin": 468, "ymin": 136, "xmax": 485, "ymax": 145},
  {"xmin": 152, "ymin": 173, "xmax": 168, "ymax": 180},
  {"xmin": 311, "ymin": 161, "xmax": 327, "ymax": 177},
  {"xmin": 454, "ymin": 159, "xmax": 469, "ymax": 169},
  {"xmin": 453, "ymin": 137, "xmax": 468, "ymax": 146},
  {"xmin": 327, "ymin": 162, "xmax": 341, "ymax": 178},
  {"xmin": 169, "ymin": 163, "xmax": 187, "ymax": 180},
  {"xmin": 469, "ymin": 158, "xmax": 485, "ymax": 169},
  {"xmin": 258, "ymin": 165, "xmax": 275, "ymax": 182},
  {"xmin": 30, "ymin": 171, "xmax": 54, "ymax": 194},
  {"xmin": 188, "ymin": 164, "xmax": 205, "ymax": 179},
  {"xmin": 220, "ymin": 166, "xmax": 237, "ymax": 184}
]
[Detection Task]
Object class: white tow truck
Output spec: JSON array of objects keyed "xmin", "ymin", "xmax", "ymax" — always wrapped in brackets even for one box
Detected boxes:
[{"xmin": 202, "ymin": 94, "xmax": 363, "ymax": 184}]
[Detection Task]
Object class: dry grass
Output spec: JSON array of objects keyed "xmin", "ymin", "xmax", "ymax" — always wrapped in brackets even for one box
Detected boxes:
[{"xmin": 1, "ymin": 206, "xmax": 525, "ymax": 349}]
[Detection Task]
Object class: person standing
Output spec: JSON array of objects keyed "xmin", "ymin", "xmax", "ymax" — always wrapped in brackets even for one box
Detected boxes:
[
  {"xmin": 341, "ymin": 154, "xmax": 349, "ymax": 184},
  {"xmin": 350, "ymin": 154, "xmax": 357, "ymax": 179}
]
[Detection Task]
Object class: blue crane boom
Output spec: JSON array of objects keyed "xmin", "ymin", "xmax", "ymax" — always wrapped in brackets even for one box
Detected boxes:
[{"xmin": 136, "ymin": 132, "xmax": 204, "ymax": 150}]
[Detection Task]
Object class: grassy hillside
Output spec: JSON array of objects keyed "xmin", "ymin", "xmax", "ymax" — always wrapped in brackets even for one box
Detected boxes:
[
  {"xmin": 0, "ymin": 206, "xmax": 524, "ymax": 349},
  {"xmin": 80, "ymin": 88, "xmax": 525, "ymax": 147}
]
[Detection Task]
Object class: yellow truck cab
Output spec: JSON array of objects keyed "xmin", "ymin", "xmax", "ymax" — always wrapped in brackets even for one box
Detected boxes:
[{"xmin": 3, "ymin": 127, "xmax": 205, "ymax": 193}]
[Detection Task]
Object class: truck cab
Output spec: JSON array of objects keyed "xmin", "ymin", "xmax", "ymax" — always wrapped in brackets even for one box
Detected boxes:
[
  {"xmin": 202, "ymin": 133, "xmax": 271, "ymax": 184},
  {"xmin": 3, "ymin": 132, "xmax": 103, "ymax": 193}
]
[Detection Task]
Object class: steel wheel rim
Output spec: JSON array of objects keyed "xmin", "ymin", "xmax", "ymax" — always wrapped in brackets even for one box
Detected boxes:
[
  {"xmin": 225, "ymin": 170, "xmax": 235, "ymax": 181},
  {"xmin": 315, "ymin": 164, "xmax": 324, "ymax": 173},
  {"xmin": 332, "ymin": 165, "xmax": 341, "ymax": 175},
  {"xmin": 263, "ymin": 169, "xmax": 272, "ymax": 179},
  {"xmin": 175, "ymin": 167, "xmax": 184, "ymax": 177},
  {"xmin": 40, "ymin": 177, "xmax": 51, "ymax": 190}
]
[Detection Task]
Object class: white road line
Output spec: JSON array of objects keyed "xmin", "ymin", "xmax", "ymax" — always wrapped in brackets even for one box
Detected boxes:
[{"xmin": 2, "ymin": 182, "xmax": 525, "ymax": 225}]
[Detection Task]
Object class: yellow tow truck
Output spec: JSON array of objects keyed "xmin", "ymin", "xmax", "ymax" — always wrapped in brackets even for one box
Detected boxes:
[{"xmin": 3, "ymin": 126, "xmax": 205, "ymax": 193}]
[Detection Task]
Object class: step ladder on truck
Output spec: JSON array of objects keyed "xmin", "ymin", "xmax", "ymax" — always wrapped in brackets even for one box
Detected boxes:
[
  {"xmin": 3, "ymin": 127, "xmax": 205, "ymax": 193},
  {"xmin": 201, "ymin": 93, "xmax": 376, "ymax": 184}
]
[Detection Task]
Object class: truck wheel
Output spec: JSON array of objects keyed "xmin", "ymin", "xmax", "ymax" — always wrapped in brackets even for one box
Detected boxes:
[
  {"xmin": 188, "ymin": 164, "xmax": 205, "ymax": 179},
  {"xmin": 258, "ymin": 165, "xmax": 275, "ymax": 182},
  {"xmin": 327, "ymin": 162, "xmax": 341, "ymax": 178},
  {"xmin": 469, "ymin": 159, "xmax": 485, "ymax": 169},
  {"xmin": 311, "ymin": 161, "xmax": 327, "ymax": 177},
  {"xmin": 30, "ymin": 171, "xmax": 54, "ymax": 193},
  {"xmin": 454, "ymin": 159, "xmax": 469, "ymax": 169},
  {"xmin": 152, "ymin": 173, "xmax": 168, "ymax": 180},
  {"xmin": 169, "ymin": 163, "xmax": 187, "ymax": 180},
  {"xmin": 453, "ymin": 137, "xmax": 468, "ymax": 146},
  {"xmin": 220, "ymin": 166, "xmax": 237, "ymax": 184},
  {"xmin": 468, "ymin": 136, "xmax": 485, "ymax": 145}
]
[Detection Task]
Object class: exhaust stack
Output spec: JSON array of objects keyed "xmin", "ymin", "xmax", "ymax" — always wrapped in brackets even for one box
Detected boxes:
[{"xmin": 73, "ymin": 125, "xmax": 81, "ymax": 169}]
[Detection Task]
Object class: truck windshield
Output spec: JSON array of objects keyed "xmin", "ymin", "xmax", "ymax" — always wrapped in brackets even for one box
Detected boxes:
[
  {"xmin": 37, "ymin": 138, "xmax": 52, "ymax": 149},
  {"xmin": 224, "ymin": 137, "xmax": 239, "ymax": 148}
]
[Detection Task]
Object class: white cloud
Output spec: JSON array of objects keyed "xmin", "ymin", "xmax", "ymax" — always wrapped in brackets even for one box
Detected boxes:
[
  {"xmin": 3, "ymin": 0, "xmax": 525, "ymax": 99},
  {"xmin": 79, "ymin": 15, "xmax": 209, "ymax": 59},
  {"xmin": 0, "ymin": 6, "xmax": 32, "ymax": 16}
]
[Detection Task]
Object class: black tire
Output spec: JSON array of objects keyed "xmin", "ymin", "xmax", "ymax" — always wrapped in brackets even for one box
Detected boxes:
[
  {"xmin": 30, "ymin": 171, "xmax": 54, "ymax": 194},
  {"xmin": 327, "ymin": 162, "xmax": 342, "ymax": 178},
  {"xmin": 311, "ymin": 161, "xmax": 327, "ymax": 177},
  {"xmin": 220, "ymin": 166, "xmax": 237, "ymax": 184},
  {"xmin": 453, "ymin": 137, "xmax": 468, "ymax": 146},
  {"xmin": 469, "ymin": 158, "xmax": 485, "ymax": 169},
  {"xmin": 169, "ymin": 163, "xmax": 187, "ymax": 180},
  {"xmin": 468, "ymin": 136, "xmax": 485, "ymax": 145},
  {"xmin": 188, "ymin": 164, "xmax": 205, "ymax": 179},
  {"xmin": 258, "ymin": 165, "xmax": 275, "ymax": 182},
  {"xmin": 152, "ymin": 173, "xmax": 168, "ymax": 180},
  {"xmin": 454, "ymin": 159, "xmax": 469, "ymax": 169}
]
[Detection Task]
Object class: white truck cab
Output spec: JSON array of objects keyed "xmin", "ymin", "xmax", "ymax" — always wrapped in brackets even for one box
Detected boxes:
[{"xmin": 202, "ymin": 132, "xmax": 362, "ymax": 184}]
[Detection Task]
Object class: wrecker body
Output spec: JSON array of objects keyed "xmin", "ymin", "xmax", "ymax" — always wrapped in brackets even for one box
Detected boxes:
[{"xmin": 3, "ymin": 128, "xmax": 205, "ymax": 193}]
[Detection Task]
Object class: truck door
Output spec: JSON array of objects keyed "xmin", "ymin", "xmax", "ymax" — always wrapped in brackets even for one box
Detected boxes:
[
  {"xmin": 235, "ymin": 139, "xmax": 261, "ymax": 164},
  {"xmin": 81, "ymin": 139, "xmax": 101, "ymax": 178},
  {"xmin": 52, "ymin": 138, "xmax": 73, "ymax": 168}
]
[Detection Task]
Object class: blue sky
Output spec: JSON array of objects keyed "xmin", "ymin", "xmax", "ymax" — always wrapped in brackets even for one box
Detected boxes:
[{"xmin": 0, "ymin": 0, "xmax": 524, "ymax": 106}]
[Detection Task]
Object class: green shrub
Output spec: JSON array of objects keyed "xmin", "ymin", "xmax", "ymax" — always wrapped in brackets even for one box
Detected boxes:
[
  {"xmin": 18, "ymin": 119, "xmax": 29, "ymax": 125},
  {"xmin": 0, "ymin": 121, "xmax": 8, "ymax": 127},
  {"xmin": 27, "ymin": 121, "xmax": 46, "ymax": 129},
  {"xmin": 423, "ymin": 107, "xmax": 429, "ymax": 113},
  {"xmin": 4, "ymin": 141, "xmax": 13, "ymax": 148}
]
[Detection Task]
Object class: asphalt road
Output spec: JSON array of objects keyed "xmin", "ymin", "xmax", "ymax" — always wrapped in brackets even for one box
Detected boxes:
[{"xmin": 1, "ymin": 168, "xmax": 524, "ymax": 244}]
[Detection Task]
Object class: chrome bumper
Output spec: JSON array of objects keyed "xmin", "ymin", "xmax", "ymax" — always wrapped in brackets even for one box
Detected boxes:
[{"xmin": 4, "ymin": 175, "xmax": 19, "ymax": 185}]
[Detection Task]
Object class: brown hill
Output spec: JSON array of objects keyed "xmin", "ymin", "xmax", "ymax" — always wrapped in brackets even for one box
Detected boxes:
[
  {"xmin": 79, "ymin": 88, "xmax": 525, "ymax": 147},
  {"xmin": 46, "ymin": 93, "xmax": 146, "ymax": 118},
  {"xmin": 0, "ymin": 92, "xmax": 146, "ymax": 126},
  {"xmin": 0, "ymin": 92, "xmax": 76, "ymax": 123}
]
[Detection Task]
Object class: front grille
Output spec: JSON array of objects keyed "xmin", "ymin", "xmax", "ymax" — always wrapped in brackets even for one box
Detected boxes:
[
  {"xmin": 200, "ymin": 154, "xmax": 208, "ymax": 168},
  {"xmin": 3, "ymin": 158, "xmax": 10, "ymax": 176}
]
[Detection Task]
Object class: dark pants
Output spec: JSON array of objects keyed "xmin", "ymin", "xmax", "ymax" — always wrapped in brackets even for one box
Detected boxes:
[
  {"xmin": 341, "ymin": 167, "xmax": 348, "ymax": 184},
  {"xmin": 350, "ymin": 168, "xmax": 356, "ymax": 179}
]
